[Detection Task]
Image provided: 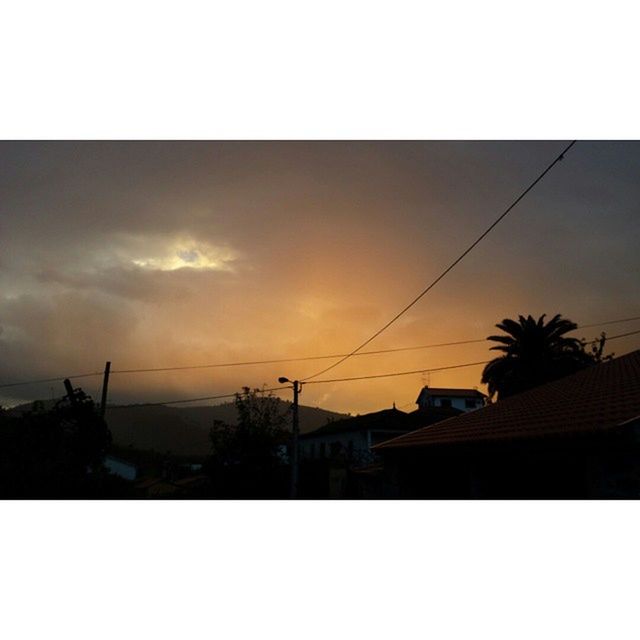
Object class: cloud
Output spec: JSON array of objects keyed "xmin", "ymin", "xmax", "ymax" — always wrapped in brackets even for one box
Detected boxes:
[
  {"xmin": 128, "ymin": 235, "xmax": 239, "ymax": 272},
  {"xmin": 1, "ymin": 141, "xmax": 640, "ymax": 413}
]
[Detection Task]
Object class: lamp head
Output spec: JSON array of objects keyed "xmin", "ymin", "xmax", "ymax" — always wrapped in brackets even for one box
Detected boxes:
[{"xmin": 278, "ymin": 377, "xmax": 290, "ymax": 384}]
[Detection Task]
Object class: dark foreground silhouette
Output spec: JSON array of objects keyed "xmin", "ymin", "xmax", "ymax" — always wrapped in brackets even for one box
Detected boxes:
[
  {"xmin": 0, "ymin": 385, "xmax": 131, "ymax": 498},
  {"xmin": 2, "ymin": 314, "xmax": 637, "ymax": 499}
]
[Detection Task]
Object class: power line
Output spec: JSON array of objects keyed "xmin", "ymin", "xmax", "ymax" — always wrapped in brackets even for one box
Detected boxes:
[
  {"xmin": 106, "ymin": 313, "xmax": 640, "ymax": 373},
  {"xmin": 304, "ymin": 360, "xmax": 490, "ymax": 385},
  {"xmin": 600, "ymin": 328, "xmax": 640, "ymax": 342},
  {"xmin": 0, "ymin": 370, "xmax": 103, "ymax": 389},
  {"xmin": 6, "ymin": 329, "xmax": 637, "ymax": 410},
  {"xmin": 113, "ymin": 364, "xmax": 490, "ymax": 408},
  {"xmin": 1, "ymin": 311, "xmax": 639, "ymax": 390},
  {"xmin": 578, "ymin": 316, "xmax": 640, "ymax": 330},
  {"xmin": 110, "ymin": 338, "xmax": 488, "ymax": 375},
  {"xmin": 301, "ymin": 141, "xmax": 578, "ymax": 382},
  {"xmin": 106, "ymin": 329, "xmax": 640, "ymax": 408},
  {"xmin": 304, "ymin": 329, "xmax": 640, "ymax": 386},
  {"xmin": 118, "ymin": 386, "xmax": 291, "ymax": 408}
]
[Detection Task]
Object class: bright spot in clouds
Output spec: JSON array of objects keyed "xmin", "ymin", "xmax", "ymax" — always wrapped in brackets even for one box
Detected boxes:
[{"xmin": 130, "ymin": 238, "xmax": 238, "ymax": 272}]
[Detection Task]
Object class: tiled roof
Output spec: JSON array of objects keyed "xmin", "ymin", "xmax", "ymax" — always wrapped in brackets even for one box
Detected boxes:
[{"xmin": 377, "ymin": 350, "xmax": 640, "ymax": 450}]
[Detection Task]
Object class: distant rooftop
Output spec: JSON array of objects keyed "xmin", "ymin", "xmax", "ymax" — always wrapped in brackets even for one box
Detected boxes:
[
  {"xmin": 417, "ymin": 387, "xmax": 486, "ymax": 398},
  {"xmin": 378, "ymin": 350, "xmax": 640, "ymax": 450},
  {"xmin": 301, "ymin": 405, "xmax": 463, "ymax": 439},
  {"xmin": 301, "ymin": 408, "xmax": 411, "ymax": 438}
]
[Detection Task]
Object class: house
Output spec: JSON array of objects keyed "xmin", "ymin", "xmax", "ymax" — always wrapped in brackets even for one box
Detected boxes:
[
  {"xmin": 300, "ymin": 407, "xmax": 410, "ymax": 465},
  {"xmin": 374, "ymin": 350, "xmax": 640, "ymax": 498},
  {"xmin": 415, "ymin": 386, "xmax": 486, "ymax": 412},
  {"xmin": 104, "ymin": 455, "xmax": 138, "ymax": 481},
  {"xmin": 300, "ymin": 405, "xmax": 461, "ymax": 466}
]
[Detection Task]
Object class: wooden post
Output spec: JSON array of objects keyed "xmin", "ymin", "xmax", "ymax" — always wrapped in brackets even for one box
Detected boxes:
[
  {"xmin": 63, "ymin": 378, "xmax": 76, "ymax": 404},
  {"xmin": 100, "ymin": 361, "xmax": 111, "ymax": 417}
]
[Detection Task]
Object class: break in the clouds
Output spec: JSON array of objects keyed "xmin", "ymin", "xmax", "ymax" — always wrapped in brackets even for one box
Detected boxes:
[
  {"xmin": 1, "ymin": 142, "xmax": 639, "ymax": 412},
  {"xmin": 118, "ymin": 234, "xmax": 240, "ymax": 273}
]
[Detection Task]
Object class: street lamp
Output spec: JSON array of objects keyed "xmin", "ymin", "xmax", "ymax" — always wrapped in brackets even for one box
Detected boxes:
[{"xmin": 279, "ymin": 377, "xmax": 302, "ymax": 498}]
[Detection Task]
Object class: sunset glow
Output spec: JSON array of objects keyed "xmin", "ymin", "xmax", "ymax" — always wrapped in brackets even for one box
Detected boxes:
[{"xmin": 1, "ymin": 142, "xmax": 639, "ymax": 414}]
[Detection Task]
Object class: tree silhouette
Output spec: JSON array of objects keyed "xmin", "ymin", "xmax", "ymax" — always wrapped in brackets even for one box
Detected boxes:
[
  {"xmin": 481, "ymin": 314, "xmax": 606, "ymax": 400},
  {"xmin": 209, "ymin": 387, "xmax": 288, "ymax": 466},
  {"xmin": 0, "ymin": 388, "xmax": 112, "ymax": 497},
  {"xmin": 205, "ymin": 387, "xmax": 290, "ymax": 497}
]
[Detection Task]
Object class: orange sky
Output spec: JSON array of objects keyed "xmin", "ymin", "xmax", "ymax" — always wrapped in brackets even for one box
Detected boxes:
[{"xmin": 1, "ymin": 141, "xmax": 639, "ymax": 414}]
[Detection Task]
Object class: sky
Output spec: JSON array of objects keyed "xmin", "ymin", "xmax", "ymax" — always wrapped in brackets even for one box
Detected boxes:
[{"xmin": 1, "ymin": 141, "xmax": 639, "ymax": 414}]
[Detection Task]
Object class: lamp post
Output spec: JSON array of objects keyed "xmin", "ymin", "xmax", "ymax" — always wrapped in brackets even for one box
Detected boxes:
[{"xmin": 278, "ymin": 377, "xmax": 302, "ymax": 498}]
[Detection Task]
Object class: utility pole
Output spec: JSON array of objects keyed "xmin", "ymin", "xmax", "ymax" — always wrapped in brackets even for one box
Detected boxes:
[
  {"xmin": 100, "ymin": 361, "xmax": 111, "ymax": 417},
  {"xmin": 63, "ymin": 378, "xmax": 77, "ymax": 405},
  {"xmin": 278, "ymin": 376, "xmax": 302, "ymax": 498},
  {"xmin": 291, "ymin": 379, "xmax": 301, "ymax": 499}
]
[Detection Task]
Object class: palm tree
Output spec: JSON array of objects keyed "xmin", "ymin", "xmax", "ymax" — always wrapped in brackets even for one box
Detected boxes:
[{"xmin": 481, "ymin": 313, "xmax": 596, "ymax": 401}]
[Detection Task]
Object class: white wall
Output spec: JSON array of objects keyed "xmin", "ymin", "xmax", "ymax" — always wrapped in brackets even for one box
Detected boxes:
[
  {"xmin": 430, "ymin": 396, "xmax": 483, "ymax": 411},
  {"xmin": 418, "ymin": 395, "xmax": 484, "ymax": 412},
  {"xmin": 104, "ymin": 456, "xmax": 138, "ymax": 481},
  {"xmin": 301, "ymin": 430, "xmax": 370, "ymax": 460}
]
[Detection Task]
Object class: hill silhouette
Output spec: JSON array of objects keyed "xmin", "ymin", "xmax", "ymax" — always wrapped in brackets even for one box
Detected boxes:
[{"xmin": 9, "ymin": 398, "xmax": 348, "ymax": 457}]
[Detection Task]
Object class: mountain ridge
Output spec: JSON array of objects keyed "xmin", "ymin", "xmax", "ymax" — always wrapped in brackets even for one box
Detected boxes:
[{"xmin": 7, "ymin": 398, "xmax": 349, "ymax": 457}]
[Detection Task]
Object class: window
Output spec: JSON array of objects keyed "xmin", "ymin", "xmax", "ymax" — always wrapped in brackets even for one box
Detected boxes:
[
  {"xmin": 465, "ymin": 399, "xmax": 477, "ymax": 409},
  {"xmin": 440, "ymin": 398, "xmax": 452, "ymax": 408},
  {"xmin": 320, "ymin": 442, "xmax": 326, "ymax": 458}
]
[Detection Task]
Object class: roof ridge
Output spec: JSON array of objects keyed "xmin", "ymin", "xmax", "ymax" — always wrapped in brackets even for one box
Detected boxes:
[{"xmin": 376, "ymin": 349, "xmax": 640, "ymax": 450}]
